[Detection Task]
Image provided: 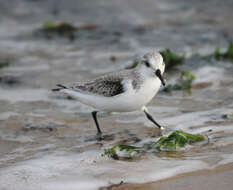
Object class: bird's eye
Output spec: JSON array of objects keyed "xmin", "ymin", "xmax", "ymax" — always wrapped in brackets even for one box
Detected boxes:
[{"xmin": 144, "ymin": 61, "xmax": 150, "ymax": 67}]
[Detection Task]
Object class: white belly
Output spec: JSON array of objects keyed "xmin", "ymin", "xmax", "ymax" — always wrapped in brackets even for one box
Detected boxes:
[{"xmin": 62, "ymin": 78, "xmax": 161, "ymax": 112}]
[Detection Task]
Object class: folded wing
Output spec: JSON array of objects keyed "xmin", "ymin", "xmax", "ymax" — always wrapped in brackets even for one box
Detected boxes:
[{"xmin": 71, "ymin": 75, "xmax": 125, "ymax": 97}]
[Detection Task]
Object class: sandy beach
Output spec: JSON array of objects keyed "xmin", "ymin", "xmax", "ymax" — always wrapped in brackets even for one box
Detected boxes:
[{"xmin": 101, "ymin": 163, "xmax": 233, "ymax": 190}]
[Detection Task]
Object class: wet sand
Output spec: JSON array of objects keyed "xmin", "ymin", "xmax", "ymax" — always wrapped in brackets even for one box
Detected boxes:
[
  {"xmin": 1, "ymin": 0, "xmax": 233, "ymax": 189},
  {"xmin": 103, "ymin": 163, "xmax": 233, "ymax": 190}
]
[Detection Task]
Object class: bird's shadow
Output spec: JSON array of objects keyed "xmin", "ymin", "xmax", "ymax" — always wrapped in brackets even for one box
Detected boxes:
[{"xmin": 84, "ymin": 129, "xmax": 143, "ymax": 143}]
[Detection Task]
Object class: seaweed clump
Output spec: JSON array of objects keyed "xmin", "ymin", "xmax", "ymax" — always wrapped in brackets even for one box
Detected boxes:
[
  {"xmin": 0, "ymin": 59, "xmax": 11, "ymax": 69},
  {"xmin": 43, "ymin": 21, "xmax": 76, "ymax": 35},
  {"xmin": 36, "ymin": 21, "xmax": 98, "ymax": 41},
  {"xmin": 102, "ymin": 130, "xmax": 205, "ymax": 160},
  {"xmin": 102, "ymin": 145, "xmax": 141, "ymax": 160},
  {"xmin": 160, "ymin": 49, "xmax": 185, "ymax": 70},
  {"xmin": 163, "ymin": 71, "xmax": 196, "ymax": 93},
  {"xmin": 152, "ymin": 130, "xmax": 205, "ymax": 151},
  {"xmin": 178, "ymin": 71, "xmax": 196, "ymax": 90},
  {"xmin": 214, "ymin": 42, "xmax": 233, "ymax": 62}
]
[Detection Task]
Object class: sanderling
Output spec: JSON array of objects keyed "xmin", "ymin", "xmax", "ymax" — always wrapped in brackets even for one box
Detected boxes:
[{"xmin": 53, "ymin": 51, "xmax": 166, "ymax": 139}]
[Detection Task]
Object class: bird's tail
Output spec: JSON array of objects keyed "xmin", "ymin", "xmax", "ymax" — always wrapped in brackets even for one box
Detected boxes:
[{"xmin": 52, "ymin": 84, "xmax": 68, "ymax": 91}]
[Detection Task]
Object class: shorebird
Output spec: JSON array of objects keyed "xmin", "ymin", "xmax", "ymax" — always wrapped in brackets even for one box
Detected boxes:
[{"xmin": 53, "ymin": 51, "xmax": 166, "ymax": 139}]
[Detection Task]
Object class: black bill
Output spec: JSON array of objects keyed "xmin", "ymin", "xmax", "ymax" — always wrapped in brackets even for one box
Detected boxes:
[{"xmin": 155, "ymin": 69, "xmax": 166, "ymax": 86}]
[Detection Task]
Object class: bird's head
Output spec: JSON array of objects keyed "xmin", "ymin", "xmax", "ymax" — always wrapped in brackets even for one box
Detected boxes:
[{"xmin": 138, "ymin": 51, "xmax": 166, "ymax": 86}]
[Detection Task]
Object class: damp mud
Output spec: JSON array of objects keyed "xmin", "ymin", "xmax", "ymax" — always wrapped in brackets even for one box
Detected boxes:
[{"xmin": 0, "ymin": 0, "xmax": 233, "ymax": 190}]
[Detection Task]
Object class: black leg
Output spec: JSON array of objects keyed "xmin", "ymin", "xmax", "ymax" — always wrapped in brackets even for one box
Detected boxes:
[
  {"xmin": 91, "ymin": 111, "xmax": 102, "ymax": 135},
  {"xmin": 143, "ymin": 109, "xmax": 162, "ymax": 129}
]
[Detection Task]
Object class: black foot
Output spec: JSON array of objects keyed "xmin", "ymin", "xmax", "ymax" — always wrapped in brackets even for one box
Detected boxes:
[
  {"xmin": 143, "ymin": 107, "xmax": 165, "ymax": 130},
  {"xmin": 96, "ymin": 132, "xmax": 103, "ymax": 141}
]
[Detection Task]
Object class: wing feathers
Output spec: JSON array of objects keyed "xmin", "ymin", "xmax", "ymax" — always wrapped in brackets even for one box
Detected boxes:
[{"xmin": 72, "ymin": 78, "xmax": 125, "ymax": 97}]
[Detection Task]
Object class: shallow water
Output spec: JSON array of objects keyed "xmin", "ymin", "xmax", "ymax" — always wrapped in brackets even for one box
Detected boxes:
[{"xmin": 0, "ymin": 0, "xmax": 233, "ymax": 189}]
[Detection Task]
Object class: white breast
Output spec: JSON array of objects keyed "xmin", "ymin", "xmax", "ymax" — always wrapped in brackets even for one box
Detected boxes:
[
  {"xmin": 97, "ymin": 77, "xmax": 161, "ymax": 112},
  {"xmin": 126, "ymin": 77, "xmax": 161, "ymax": 110}
]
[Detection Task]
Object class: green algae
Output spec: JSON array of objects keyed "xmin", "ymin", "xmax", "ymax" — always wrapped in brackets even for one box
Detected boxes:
[
  {"xmin": 36, "ymin": 21, "xmax": 98, "ymax": 41},
  {"xmin": 152, "ymin": 130, "xmax": 205, "ymax": 151},
  {"xmin": 42, "ymin": 21, "xmax": 76, "ymax": 34},
  {"xmin": 178, "ymin": 71, "xmax": 196, "ymax": 90},
  {"xmin": 0, "ymin": 60, "xmax": 10, "ymax": 69},
  {"xmin": 102, "ymin": 130, "xmax": 205, "ymax": 160},
  {"xmin": 160, "ymin": 49, "xmax": 185, "ymax": 70},
  {"xmin": 102, "ymin": 144, "xmax": 141, "ymax": 160},
  {"xmin": 163, "ymin": 71, "xmax": 196, "ymax": 93},
  {"xmin": 214, "ymin": 42, "xmax": 233, "ymax": 62}
]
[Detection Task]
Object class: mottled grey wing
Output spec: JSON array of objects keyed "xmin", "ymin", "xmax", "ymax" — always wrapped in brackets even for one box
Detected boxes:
[{"xmin": 72, "ymin": 76, "xmax": 125, "ymax": 97}]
